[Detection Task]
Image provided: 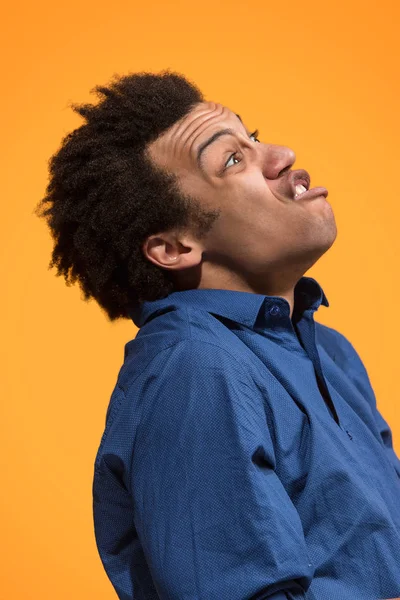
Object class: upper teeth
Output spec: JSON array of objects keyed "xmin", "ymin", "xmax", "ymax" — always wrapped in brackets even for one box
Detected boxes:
[{"xmin": 295, "ymin": 184, "xmax": 307, "ymax": 198}]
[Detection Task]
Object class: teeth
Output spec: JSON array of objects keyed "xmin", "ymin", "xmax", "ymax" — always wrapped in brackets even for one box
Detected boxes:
[{"xmin": 295, "ymin": 184, "xmax": 307, "ymax": 198}]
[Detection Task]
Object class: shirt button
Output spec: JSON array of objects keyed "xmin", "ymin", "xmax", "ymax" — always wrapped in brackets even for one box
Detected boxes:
[{"xmin": 269, "ymin": 305, "xmax": 281, "ymax": 316}]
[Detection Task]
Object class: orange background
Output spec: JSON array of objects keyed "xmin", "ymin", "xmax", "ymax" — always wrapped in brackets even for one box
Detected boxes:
[{"xmin": 1, "ymin": 1, "xmax": 399, "ymax": 598}]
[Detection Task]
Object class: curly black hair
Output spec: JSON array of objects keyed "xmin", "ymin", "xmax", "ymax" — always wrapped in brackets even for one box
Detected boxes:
[{"xmin": 34, "ymin": 70, "xmax": 222, "ymax": 322}]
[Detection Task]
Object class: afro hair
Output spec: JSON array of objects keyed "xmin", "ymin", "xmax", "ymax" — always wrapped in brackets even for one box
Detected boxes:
[{"xmin": 34, "ymin": 70, "xmax": 221, "ymax": 321}]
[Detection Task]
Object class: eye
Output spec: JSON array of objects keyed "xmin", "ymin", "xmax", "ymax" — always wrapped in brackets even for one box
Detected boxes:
[
  {"xmin": 225, "ymin": 153, "xmax": 241, "ymax": 169},
  {"xmin": 249, "ymin": 129, "xmax": 260, "ymax": 143},
  {"xmin": 224, "ymin": 129, "xmax": 260, "ymax": 169}
]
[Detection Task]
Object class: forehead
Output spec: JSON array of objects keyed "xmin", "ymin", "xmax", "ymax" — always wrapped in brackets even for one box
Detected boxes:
[
  {"xmin": 146, "ymin": 101, "xmax": 246, "ymax": 171},
  {"xmin": 162, "ymin": 101, "xmax": 242, "ymax": 140}
]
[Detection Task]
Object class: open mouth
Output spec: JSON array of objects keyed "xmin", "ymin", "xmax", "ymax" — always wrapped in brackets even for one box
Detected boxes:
[
  {"xmin": 289, "ymin": 169, "xmax": 311, "ymax": 199},
  {"xmin": 289, "ymin": 170, "xmax": 328, "ymax": 201}
]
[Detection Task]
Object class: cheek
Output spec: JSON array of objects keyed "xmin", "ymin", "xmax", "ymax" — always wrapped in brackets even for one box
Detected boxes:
[
  {"xmin": 221, "ymin": 194, "xmax": 275, "ymax": 242},
  {"xmin": 232, "ymin": 179, "xmax": 277, "ymax": 226},
  {"xmin": 208, "ymin": 172, "xmax": 285, "ymax": 241},
  {"xmin": 226, "ymin": 172, "xmax": 270, "ymax": 209}
]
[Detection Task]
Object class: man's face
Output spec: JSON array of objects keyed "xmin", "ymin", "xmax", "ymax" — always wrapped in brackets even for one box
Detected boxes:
[{"xmin": 145, "ymin": 101, "xmax": 337, "ymax": 292}]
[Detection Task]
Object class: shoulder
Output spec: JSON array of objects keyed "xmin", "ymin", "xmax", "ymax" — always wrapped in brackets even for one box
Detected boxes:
[
  {"xmin": 120, "ymin": 336, "xmax": 253, "ymax": 398},
  {"xmin": 315, "ymin": 321, "xmax": 376, "ymax": 402},
  {"xmin": 315, "ymin": 321, "xmax": 364, "ymax": 368},
  {"xmin": 120, "ymin": 306, "xmax": 251, "ymax": 394}
]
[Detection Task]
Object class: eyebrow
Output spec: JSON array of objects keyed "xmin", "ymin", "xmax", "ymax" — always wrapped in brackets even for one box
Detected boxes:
[
  {"xmin": 195, "ymin": 113, "xmax": 248, "ymax": 171},
  {"xmin": 196, "ymin": 128, "xmax": 238, "ymax": 170}
]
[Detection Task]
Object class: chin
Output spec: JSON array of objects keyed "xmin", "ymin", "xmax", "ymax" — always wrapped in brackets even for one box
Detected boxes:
[
  {"xmin": 302, "ymin": 227, "xmax": 338, "ymax": 268},
  {"xmin": 317, "ymin": 210, "xmax": 338, "ymax": 251}
]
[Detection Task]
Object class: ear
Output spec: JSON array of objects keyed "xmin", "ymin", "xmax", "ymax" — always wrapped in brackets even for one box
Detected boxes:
[{"xmin": 142, "ymin": 233, "xmax": 204, "ymax": 271}]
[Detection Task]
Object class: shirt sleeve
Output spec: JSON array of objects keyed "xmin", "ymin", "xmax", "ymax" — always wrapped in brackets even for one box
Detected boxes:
[{"xmin": 129, "ymin": 339, "xmax": 314, "ymax": 600}]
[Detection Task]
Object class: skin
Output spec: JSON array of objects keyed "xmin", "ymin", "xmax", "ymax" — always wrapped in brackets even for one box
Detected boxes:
[{"xmin": 143, "ymin": 101, "xmax": 337, "ymax": 320}]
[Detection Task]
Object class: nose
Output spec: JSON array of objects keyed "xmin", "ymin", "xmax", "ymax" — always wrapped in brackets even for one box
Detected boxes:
[{"xmin": 261, "ymin": 144, "xmax": 296, "ymax": 179}]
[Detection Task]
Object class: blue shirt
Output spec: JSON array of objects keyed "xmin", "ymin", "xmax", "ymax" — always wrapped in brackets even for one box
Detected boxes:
[{"xmin": 92, "ymin": 276, "xmax": 400, "ymax": 600}]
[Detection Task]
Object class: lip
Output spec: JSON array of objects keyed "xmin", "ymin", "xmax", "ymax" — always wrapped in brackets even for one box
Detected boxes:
[
  {"xmin": 293, "ymin": 186, "xmax": 329, "ymax": 201},
  {"xmin": 289, "ymin": 169, "xmax": 311, "ymax": 199},
  {"xmin": 268, "ymin": 168, "xmax": 328, "ymax": 203},
  {"xmin": 287, "ymin": 169, "xmax": 328, "ymax": 201}
]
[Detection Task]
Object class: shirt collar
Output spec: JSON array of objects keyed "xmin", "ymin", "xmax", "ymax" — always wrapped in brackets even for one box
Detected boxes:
[{"xmin": 129, "ymin": 276, "xmax": 329, "ymax": 329}]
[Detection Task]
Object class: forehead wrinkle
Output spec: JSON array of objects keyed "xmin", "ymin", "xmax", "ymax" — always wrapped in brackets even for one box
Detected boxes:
[
  {"xmin": 169, "ymin": 101, "xmax": 218, "ymax": 146},
  {"xmin": 149, "ymin": 104, "xmax": 249, "ymax": 173},
  {"xmin": 162, "ymin": 103, "xmax": 220, "ymax": 165},
  {"xmin": 145, "ymin": 103, "xmax": 211, "ymax": 162},
  {"xmin": 184, "ymin": 106, "xmax": 227, "ymax": 157}
]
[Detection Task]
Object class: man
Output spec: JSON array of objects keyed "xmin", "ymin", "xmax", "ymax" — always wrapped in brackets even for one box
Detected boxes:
[{"xmin": 36, "ymin": 71, "xmax": 400, "ymax": 599}]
